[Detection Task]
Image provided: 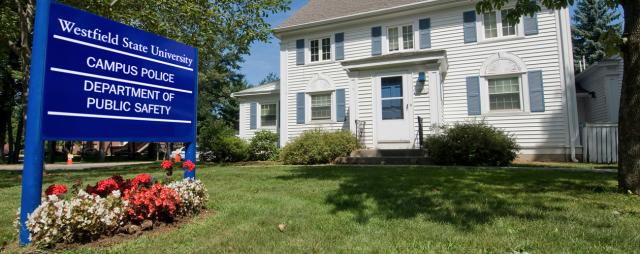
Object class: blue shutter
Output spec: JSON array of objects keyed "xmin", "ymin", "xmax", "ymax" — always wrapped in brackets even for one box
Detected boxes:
[
  {"xmin": 463, "ymin": 11, "xmax": 477, "ymax": 43},
  {"xmin": 371, "ymin": 26, "xmax": 382, "ymax": 56},
  {"xmin": 249, "ymin": 102, "xmax": 257, "ymax": 129},
  {"xmin": 523, "ymin": 12, "xmax": 539, "ymax": 35},
  {"xmin": 419, "ymin": 18, "xmax": 431, "ymax": 49},
  {"xmin": 528, "ymin": 70, "xmax": 545, "ymax": 112},
  {"xmin": 335, "ymin": 33, "xmax": 345, "ymax": 60},
  {"xmin": 296, "ymin": 92, "xmax": 305, "ymax": 124},
  {"xmin": 336, "ymin": 89, "xmax": 346, "ymax": 122},
  {"xmin": 466, "ymin": 76, "xmax": 481, "ymax": 115},
  {"xmin": 296, "ymin": 39, "xmax": 305, "ymax": 65}
]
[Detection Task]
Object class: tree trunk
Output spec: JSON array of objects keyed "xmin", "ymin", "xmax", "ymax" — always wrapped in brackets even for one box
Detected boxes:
[
  {"xmin": 11, "ymin": 108, "xmax": 24, "ymax": 163},
  {"xmin": 618, "ymin": 1, "xmax": 640, "ymax": 194},
  {"xmin": 6, "ymin": 114, "xmax": 14, "ymax": 164},
  {"xmin": 47, "ymin": 141, "xmax": 55, "ymax": 164},
  {"xmin": 0, "ymin": 109, "xmax": 6, "ymax": 164},
  {"xmin": 98, "ymin": 141, "xmax": 105, "ymax": 162}
]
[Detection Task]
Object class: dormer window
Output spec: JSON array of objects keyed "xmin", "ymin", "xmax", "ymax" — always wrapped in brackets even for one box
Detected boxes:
[
  {"xmin": 388, "ymin": 25, "xmax": 414, "ymax": 52},
  {"xmin": 310, "ymin": 37, "xmax": 331, "ymax": 62},
  {"xmin": 483, "ymin": 9, "xmax": 518, "ymax": 39}
]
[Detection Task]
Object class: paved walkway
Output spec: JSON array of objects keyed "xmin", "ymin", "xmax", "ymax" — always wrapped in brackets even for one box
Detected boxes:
[{"xmin": 0, "ymin": 161, "xmax": 153, "ymax": 171}]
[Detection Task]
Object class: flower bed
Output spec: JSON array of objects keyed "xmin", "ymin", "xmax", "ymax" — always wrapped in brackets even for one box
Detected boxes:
[{"xmin": 18, "ymin": 160, "xmax": 207, "ymax": 248}]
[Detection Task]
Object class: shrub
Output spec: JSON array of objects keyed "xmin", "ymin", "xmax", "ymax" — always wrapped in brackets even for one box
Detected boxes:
[
  {"xmin": 280, "ymin": 129, "xmax": 359, "ymax": 165},
  {"xmin": 249, "ymin": 130, "xmax": 280, "ymax": 161},
  {"xmin": 424, "ymin": 121, "xmax": 519, "ymax": 166}
]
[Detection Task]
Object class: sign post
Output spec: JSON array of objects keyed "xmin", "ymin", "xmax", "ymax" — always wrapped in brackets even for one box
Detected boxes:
[
  {"xmin": 19, "ymin": 1, "xmax": 198, "ymax": 245},
  {"xmin": 18, "ymin": 0, "xmax": 50, "ymax": 246}
]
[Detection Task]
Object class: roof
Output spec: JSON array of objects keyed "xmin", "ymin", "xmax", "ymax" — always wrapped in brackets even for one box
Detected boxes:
[
  {"xmin": 277, "ymin": 0, "xmax": 433, "ymax": 30},
  {"xmin": 231, "ymin": 81, "xmax": 280, "ymax": 98},
  {"xmin": 575, "ymin": 56, "xmax": 622, "ymax": 82}
]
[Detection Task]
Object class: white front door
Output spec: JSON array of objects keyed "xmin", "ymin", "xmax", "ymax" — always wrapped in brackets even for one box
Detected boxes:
[{"xmin": 375, "ymin": 74, "xmax": 413, "ymax": 148}]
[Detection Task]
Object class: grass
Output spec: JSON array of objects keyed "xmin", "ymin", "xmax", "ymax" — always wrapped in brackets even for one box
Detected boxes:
[{"xmin": 1, "ymin": 164, "xmax": 639, "ymax": 253}]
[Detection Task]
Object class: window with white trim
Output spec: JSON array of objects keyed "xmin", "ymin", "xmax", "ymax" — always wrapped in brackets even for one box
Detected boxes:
[
  {"xmin": 388, "ymin": 25, "xmax": 414, "ymax": 52},
  {"xmin": 310, "ymin": 38, "xmax": 331, "ymax": 62},
  {"xmin": 311, "ymin": 93, "xmax": 332, "ymax": 120},
  {"xmin": 483, "ymin": 9, "xmax": 518, "ymax": 39},
  {"xmin": 488, "ymin": 77, "xmax": 521, "ymax": 111},
  {"xmin": 260, "ymin": 103, "xmax": 277, "ymax": 127}
]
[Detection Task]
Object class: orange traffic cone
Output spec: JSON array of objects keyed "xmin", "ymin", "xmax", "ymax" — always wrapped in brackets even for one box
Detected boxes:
[{"xmin": 67, "ymin": 153, "xmax": 73, "ymax": 165}]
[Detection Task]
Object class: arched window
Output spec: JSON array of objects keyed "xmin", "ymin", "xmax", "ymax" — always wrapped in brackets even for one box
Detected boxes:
[
  {"xmin": 479, "ymin": 52, "xmax": 531, "ymax": 113},
  {"xmin": 306, "ymin": 74, "xmax": 335, "ymax": 121}
]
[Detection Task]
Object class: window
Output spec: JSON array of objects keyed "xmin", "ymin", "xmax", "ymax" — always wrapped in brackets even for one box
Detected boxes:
[
  {"xmin": 483, "ymin": 12, "xmax": 498, "ymax": 38},
  {"xmin": 483, "ymin": 9, "xmax": 518, "ymax": 39},
  {"xmin": 321, "ymin": 38, "xmax": 331, "ymax": 60},
  {"xmin": 402, "ymin": 25, "xmax": 414, "ymax": 50},
  {"xmin": 311, "ymin": 93, "xmax": 332, "ymax": 120},
  {"xmin": 488, "ymin": 77, "xmax": 521, "ymax": 111},
  {"xmin": 380, "ymin": 76, "xmax": 404, "ymax": 120},
  {"xmin": 310, "ymin": 40, "xmax": 319, "ymax": 62},
  {"xmin": 501, "ymin": 10, "xmax": 517, "ymax": 36},
  {"xmin": 260, "ymin": 104, "xmax": 277, "ymax": 127},
  {"xmin": 388, "ymin": 25, "xmax": 413, "ymax": 52},
  {"xmin": 310, "ymin": 38, "xmax": 331, "ymax": 62},
  {"xmin": 388, "ymin": 27, "xmax": 399, "ymax": 51}
]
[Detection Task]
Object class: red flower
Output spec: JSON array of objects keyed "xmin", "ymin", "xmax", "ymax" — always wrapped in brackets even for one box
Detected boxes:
[
  {"xmin": 45, "ymin": 184, "xmax": 68, "ymax": 196},
  {"xmin": 161, "ymin": 160, "xmax": 173, "ymax": 170},
  {"xmin": 183, "ymin": 160, "xmax": 195, "ymax": 172},
  {"xmin": 124, "ymin": 183, "xmax": 182, "ymax": 223},
  {"xmin": 132, "ymin": 173, "xmax": 152, "ymax": 188}
]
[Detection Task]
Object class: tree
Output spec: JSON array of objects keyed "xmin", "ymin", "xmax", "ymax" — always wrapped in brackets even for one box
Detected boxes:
[
  {"xmin": 0, "ymin": 0, "xmax": 289, "ymax": 163},
  {"xmin": 476, "ymin": 0, "xmax": 640, "ymax": 194},
  {"xmin": 572, "ymin": 0, "xmax": 622, "ymax": 70},
  {"xmin": 259, "ymin": 72, "xmax": 280, "ymax": 85}
]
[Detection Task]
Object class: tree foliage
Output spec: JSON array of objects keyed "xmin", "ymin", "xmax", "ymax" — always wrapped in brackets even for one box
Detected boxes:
[
  {"xmin": 258, "ymin": 72, "xmax": 279, "ymax": 85},
  {"xmin": 572, "ymin": 0, "xmax": 622, "ymax": 69},
  {"xmin": 0, "ymin": 0, "xmax": 290, "ymax": 162}
]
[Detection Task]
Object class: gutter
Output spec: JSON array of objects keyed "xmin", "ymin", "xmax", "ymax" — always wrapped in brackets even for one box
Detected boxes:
[{"xmin": 557, "ymin": 8, "xmax": 580, "ymax": 162}]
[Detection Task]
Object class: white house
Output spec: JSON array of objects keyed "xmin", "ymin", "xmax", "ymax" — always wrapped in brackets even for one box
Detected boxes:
[
  {"xmin": 233, "ymin": 0, "xmax": 580, "ymax": 162},
  {"xmin": 576, "ymin": 57, "xmax": 623, "ymax": 124}
]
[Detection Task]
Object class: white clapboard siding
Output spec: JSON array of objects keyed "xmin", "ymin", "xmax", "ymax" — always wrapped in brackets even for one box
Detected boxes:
[
  {"xmin": 280, "ymin": 3, "xmax": 569, "ymax": 153},
  {"xmin": 581, "ymin": 123, "xmax": 618, "ymax": 163},
  {"xmin": 237, "ymin": 96, "xmax": 279, "ymax": 140}
]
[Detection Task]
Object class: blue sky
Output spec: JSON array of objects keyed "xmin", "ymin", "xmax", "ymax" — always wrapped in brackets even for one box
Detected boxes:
[{"xmin": 239, "ymin": 1, "xmax": 620, "ymax": 86}]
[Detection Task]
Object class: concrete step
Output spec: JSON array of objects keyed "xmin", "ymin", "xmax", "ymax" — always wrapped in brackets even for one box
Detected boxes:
[
  {"xmin": 350, "ymin": 149, "xmax": 427, "ymax": 158},
  {"xmin": 334, "ymin": 156, "xmax": 430, "ymax": 165}
]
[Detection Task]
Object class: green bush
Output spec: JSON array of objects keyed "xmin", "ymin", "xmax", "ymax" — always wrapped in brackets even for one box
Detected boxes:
[
  {"xmin": 217, "ymin": 136, "xmax": 249, "ymax": 162},
  {"xmin": 249, "ymin": 130, "xmax": 280, "ymax": 161},
  {"xmin": 424, "ymin": 122, "xmax": 519, "ymax": 166},
  {"xmin": 280, "ymin": 129, "xmax": 359, "ymax": 165},
  {"xmin": 198, "ymin": 118, "xmax": 249, "ymax": 162}
]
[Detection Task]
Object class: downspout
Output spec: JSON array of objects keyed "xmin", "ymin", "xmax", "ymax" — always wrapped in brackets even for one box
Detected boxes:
[{"xmin": 557, "ymin": 8, "xmax": 580, "ymax": 162}]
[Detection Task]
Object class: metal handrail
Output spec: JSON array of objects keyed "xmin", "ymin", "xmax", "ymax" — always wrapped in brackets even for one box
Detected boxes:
[
  {"xmin": 417, "ymin": 116, "xmax": 424, "ymax": 149},
  {"xmin": 354, "ymin": 120, "xmax": 366, "ymax": 147}
]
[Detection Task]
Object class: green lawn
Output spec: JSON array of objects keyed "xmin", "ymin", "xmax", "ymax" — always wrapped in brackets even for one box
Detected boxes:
[{"xmin": 1, "ymin": 164, "xmax": 639, "ymax": 253}]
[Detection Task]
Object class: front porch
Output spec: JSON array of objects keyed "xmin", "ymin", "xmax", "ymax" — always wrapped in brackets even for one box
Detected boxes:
[{"xmin": 341, "ymin": 49, "xmax": 447, "ymax": 150}]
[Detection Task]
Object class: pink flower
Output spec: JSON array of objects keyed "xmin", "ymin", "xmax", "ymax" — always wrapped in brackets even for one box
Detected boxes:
[{"xmin": 183, "ymin": 160, "xmax": 195, "ymax": 172}]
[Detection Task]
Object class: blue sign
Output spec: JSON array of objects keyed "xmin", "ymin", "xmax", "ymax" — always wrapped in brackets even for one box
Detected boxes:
[
  {"xmin": 19, "ymin": 1, "xmax": 198, "ymax": 245},
  {"xmin": 42, "ymin": 2, "xmax": 197, "ymax": 142}
]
